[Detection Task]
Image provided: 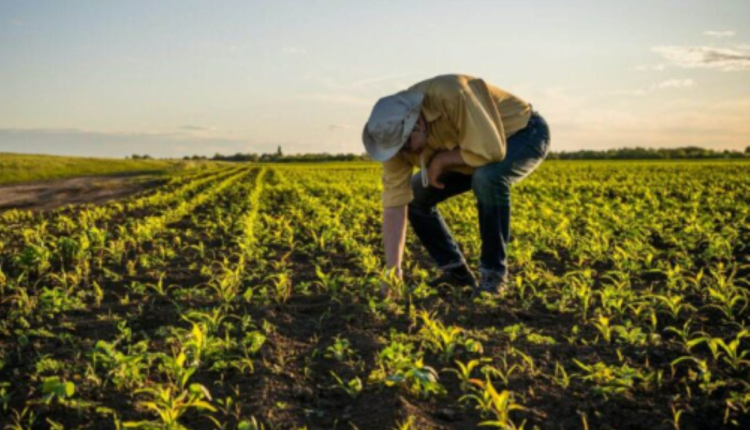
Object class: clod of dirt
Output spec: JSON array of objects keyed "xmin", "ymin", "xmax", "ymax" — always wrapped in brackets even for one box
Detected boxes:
[{"xmin": 436, "ymin": 407, "xmax": 458, "ymax": 421}]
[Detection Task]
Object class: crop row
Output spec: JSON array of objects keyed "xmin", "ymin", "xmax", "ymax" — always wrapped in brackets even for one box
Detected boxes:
[{"xmin": 0, "ymin": 161, "xmax": 748, "ymax": 430}]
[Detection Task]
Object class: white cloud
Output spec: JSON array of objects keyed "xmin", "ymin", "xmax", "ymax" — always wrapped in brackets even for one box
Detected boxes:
[
  {"xmin": 179, "ymin": 125, "xmax": 218, "ymax": 133},
  {"xmin": 602, "ymin": 79, "xmax": 695, "ymax": 97},
  {"xmin": 630, "ymin": 64, "xmax": 666, "ymax": 72},
  {"xmin": 653, "ymin": 45, "xmax": 750, "ymax": 71},
  {"xmin": 704, "ymin": 30, "xmax": 735, "ymax": 38},
  {"xmin": 281, "ymin": 47, "xmax": 307, "ymax": 55},
  {"xmin": 654, "ymin": 79, "xmax": 694, "ymax": 89}
]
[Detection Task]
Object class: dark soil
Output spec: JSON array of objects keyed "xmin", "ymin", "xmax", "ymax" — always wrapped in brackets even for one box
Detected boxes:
[
  {"xmin": 0, "ymin": 167, "xmax": 747, "ymax": 430},
  {"xmin": 0, "ymin": 172, "xmax": 164, "ymax": 212}
]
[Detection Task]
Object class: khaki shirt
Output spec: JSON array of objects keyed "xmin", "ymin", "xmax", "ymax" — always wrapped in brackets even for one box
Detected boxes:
[{"xmin": 381, "ymin": 74, "xmax": 532, "ymax": 207}]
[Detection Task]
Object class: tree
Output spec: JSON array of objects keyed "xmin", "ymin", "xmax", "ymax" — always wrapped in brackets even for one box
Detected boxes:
[{"xmin": 277, "ymin": 146, "xmax": 283, "ymax": 157}]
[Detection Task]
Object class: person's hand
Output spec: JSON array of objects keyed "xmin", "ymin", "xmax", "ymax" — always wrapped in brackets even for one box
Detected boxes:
[
  {"xmin": 380, "ymin": 267, "xmax": 403, "ymax": 298},
  {"xmin": 427, "ymin": 156, "xmax": 445, "ymax": 189},
  {"xmin": 379, "ymin": 280, "xmax": 392, "ymax": 298}
]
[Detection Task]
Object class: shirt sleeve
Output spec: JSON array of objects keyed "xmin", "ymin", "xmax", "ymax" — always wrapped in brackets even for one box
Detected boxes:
[
  {"xmin": 381, "ymin": 153, "xmax": 413, "ymax": 207},
  {"xmin": 455, "ymin": 79, "xmax": 507, "ymax": 167}
]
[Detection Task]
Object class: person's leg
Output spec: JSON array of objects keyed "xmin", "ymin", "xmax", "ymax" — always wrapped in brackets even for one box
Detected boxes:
[
  {"xmin": 408, "ymin": 171, "xmax": 472, "ymax": 269},
  {"xmin": 472, "ymin": 112, "xmax": 551, "ymax": 291}
]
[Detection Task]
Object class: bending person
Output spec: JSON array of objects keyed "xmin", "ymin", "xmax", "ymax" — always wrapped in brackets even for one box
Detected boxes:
[{"xmin": 362, "ymin": 74, "xmax": 551, "ymax": 297}]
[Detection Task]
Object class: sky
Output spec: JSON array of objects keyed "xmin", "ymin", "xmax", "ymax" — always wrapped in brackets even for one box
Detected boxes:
[{"xmin": 1, "ymin": 0, "xmax": 749, "ymax": 158}]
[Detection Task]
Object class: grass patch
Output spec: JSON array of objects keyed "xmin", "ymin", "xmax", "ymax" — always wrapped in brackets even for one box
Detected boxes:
[{"xmin": 0, "ymin": 153, "xmax": 213, "ymax": 185}]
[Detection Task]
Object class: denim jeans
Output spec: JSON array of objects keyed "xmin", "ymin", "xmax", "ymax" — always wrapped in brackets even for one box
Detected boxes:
[{"xmin": 408, "ymin": 111, "xmax": 551, "ymax": 278}]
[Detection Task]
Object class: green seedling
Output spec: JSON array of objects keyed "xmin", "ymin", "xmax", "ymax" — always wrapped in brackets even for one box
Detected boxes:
[{"xmin": 330, "ymin": 371, "xmax": 363, "ymax": 399}]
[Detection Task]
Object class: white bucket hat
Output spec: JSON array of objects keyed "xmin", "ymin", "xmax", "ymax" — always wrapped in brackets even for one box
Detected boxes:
[{"xmin": 362, "ymin": 90, "xmax": 424, "ymax": 162}]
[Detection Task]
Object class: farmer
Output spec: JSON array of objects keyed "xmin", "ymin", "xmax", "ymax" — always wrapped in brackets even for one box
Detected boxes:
[{"xmin": 362, "ymin": 73, "xmax": 550, "ymax": 297}]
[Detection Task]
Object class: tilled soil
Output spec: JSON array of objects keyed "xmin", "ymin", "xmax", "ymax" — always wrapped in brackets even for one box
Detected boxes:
[
  {"xmin": 1, "ymin": 165, "xmax": 748, "ymax": 430},
  {"xmin": 0, "ymin": 173, "xmax": 164, "ymax": 211}
]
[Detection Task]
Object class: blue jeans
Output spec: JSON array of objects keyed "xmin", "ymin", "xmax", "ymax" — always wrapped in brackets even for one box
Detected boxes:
[{"xmin": 408, "ymin": 111, "xmax": 551, "ymax": 278}]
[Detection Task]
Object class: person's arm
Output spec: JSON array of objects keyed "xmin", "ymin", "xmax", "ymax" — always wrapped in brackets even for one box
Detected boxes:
[
  {"xmin": 426, "ymin": 149, "xmax": 467, "ymax": 189},
  {"xmin": 379, "ymin": 154, "xmax": 413, "ymax": 293},
  {"xmin": 382, "ymin": 205, "xmax": 408, "ymax": 277}
]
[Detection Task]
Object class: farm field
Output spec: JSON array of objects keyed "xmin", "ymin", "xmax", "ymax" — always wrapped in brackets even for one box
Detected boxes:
[
  {"xmin": 0, "ymin": 153, "xmax": 203, "ymax": 186},
  {"xmin": 0, "ymin": 161, "xmax": 749, "ymax": 430}
]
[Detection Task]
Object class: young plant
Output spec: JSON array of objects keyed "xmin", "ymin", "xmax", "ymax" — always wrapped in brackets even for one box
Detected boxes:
[
  {"xmin": 465, "ymin": 378, "xmax": 526, "ymax": 429},
  {"xmin": 553, "ymin": 362, "xmax": 572, "ymax": 389},
  {"xmin": 91, "ymin": 340, "xmax": 150, "ymax": 390},
  {"xmin": 41, "ymin": 376, "xmax": 76, "ymax": 405},
  {"xmin": 688, "ymin": 330, "xmax": 750, "ymax": 372},
  {"xmin": 593, "ymin": 315, "xmax": 614, "ymax": 344},
  {"xmin": 325, "ymin": 337, "xmax": 355, "ymax": 362},
  {"xmin": 370, "ymin": 340, "xmax": 445, "ymax": 398},
  {"xmin": 330, "ymin": 371, "xmax": 363, "ymax": 399},
  {"xmin": 419, "ymin": 311, "xmax": 466, "ymax": 363},
  {"xmin": 126, "ymin": 383, "xmax": 217, "ymax": 430},
  {"xmin": 448, "ymin": 358, "xmax": 492, "ymax": 392}
]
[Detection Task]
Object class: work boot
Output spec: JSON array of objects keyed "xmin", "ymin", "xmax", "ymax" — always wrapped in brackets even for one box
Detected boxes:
[
  {"xmin": 428, "ymin": 264, "xmax": 477, "ymax": 290},
  {"xmin": 472, "ymin": 271, "xmax": 508, "ymax": 298}
]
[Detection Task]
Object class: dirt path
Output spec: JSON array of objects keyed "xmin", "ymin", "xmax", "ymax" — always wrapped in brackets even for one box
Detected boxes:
[{"xmin": 0, "ymin": 173, "xmax": 164, "ymax": 212}]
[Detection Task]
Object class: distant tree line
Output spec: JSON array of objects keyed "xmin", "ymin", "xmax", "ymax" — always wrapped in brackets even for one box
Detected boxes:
[
  {"xmin": 182, "ymin": 146, "xmax": 370, "ymax": 163},
  {"xmin": 131, "ymin": 145, "xmax": 750, "ymax": 162},
  {"xmin": 547, "ymin": 146, "xmax": 750, "ymax": 160},
  {"xmin": 182, "ymin": 153, "xmax": 370, "ymax": 163}
]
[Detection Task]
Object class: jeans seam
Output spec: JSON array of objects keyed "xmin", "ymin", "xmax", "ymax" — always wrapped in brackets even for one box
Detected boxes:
[{"xmin": 528, "ymin": 139, "xmax": 549, "ymax": 159}]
